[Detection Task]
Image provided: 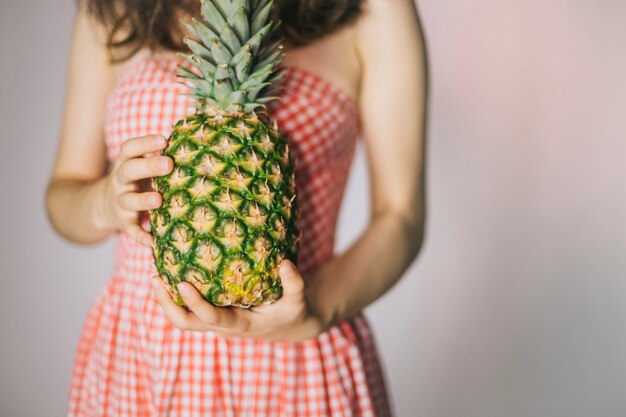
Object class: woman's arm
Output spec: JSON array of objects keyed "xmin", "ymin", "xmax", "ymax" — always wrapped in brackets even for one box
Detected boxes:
[
  {"xmin": 46, "ymin": 4, "xmax": 173, "ymax": 245},
  {"xmin": 308, "ymin": 0, "xmax": 428, "ymax": 326},
  {"xmin": 45, "ymin": 4, "xmax": 114, "ymax": 243}
]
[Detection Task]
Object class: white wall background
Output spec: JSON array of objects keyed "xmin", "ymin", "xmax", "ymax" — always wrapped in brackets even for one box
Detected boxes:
[{"xmin": 1, "ymin": 1, "xmax": 625, "ymax": 416}]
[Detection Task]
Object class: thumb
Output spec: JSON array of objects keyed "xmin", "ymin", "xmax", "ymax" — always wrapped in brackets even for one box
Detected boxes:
[{"xmin": 279, "ymin": 259, "xmax": 305, "ymax": 297}]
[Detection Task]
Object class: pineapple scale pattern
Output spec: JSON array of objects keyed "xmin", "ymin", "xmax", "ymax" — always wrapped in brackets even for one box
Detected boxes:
[
  {"xmin": 67, "ymin": 55, "xmax": 393, "ymax": 417},
  {"xmin": 151, "ymin": 112, "xmax": 298, "ymax": 307}
]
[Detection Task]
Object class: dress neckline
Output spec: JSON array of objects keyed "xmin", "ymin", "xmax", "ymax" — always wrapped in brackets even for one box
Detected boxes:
[{"xmin": 116, "ymin": 54, "xmax": 358, "ymax": 113}]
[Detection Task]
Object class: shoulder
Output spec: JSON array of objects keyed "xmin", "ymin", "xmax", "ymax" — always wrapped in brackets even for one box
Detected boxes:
[
  {"xmin": 350, "ymin": 0, "xmax": 427, "ymax": 133},
  {"xmin": 350, "ymin": 0, "xmax": 426, "ymax": 105},
  {"xmin": 352, "ymin": 0, "xmax": 425, "ymax": 58},
  {"xmin": 355, "ymin": 0, "xmax": 422, "ymax": 24}
]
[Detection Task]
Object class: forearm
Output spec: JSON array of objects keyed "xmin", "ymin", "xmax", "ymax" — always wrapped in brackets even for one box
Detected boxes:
[
  {"xmin": 45, "ymin": 177, "xmax": 113, "ymax": 244},
  {"xmin": 309, "ymin": 209, "xmax": 425, "ymax": 327}
]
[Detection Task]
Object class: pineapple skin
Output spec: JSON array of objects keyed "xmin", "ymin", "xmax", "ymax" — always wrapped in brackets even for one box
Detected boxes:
[{"xmin": 150, "ymin": 107, "xmax": 298, "ymax": 308}]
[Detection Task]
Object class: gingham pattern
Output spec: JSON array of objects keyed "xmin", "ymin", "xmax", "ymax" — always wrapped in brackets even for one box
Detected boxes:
[{"xmin": 67, "ymin": 55, "xmax": 392, "ymax": 417}]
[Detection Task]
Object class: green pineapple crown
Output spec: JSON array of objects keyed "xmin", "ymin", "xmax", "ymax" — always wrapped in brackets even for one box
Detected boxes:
[{"xmin": 178, "ymin": 0, "xmax": 286, "ymax": 114}]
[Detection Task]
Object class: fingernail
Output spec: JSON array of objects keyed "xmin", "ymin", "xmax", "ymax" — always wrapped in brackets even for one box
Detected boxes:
[
  {"xmin": 155, "ymin": 136, "xmax": 166, "ymax": 146},
  {"xmin": 280, "ymin": 261, "xmax": 293, "ymax": 276},
  {"xmin": 177, "ymin": 283, "xmax": 190, "ymax": 296},
  {"xmin": 160, "ymin": 158, "xmax": 171, "ymax": 170},
  {"xmin": 151, "ymin": 194, "xmax": 160, "ymax": 205}
]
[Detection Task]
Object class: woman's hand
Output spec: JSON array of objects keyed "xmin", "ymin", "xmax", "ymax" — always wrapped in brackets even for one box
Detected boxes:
[
  {"xmin": 151, "ymin": 260, "xmax": 327, "ymax": 342},
  {"xmin": 94, "ymin": 134, "xmax": 173, "ymax": 246}
]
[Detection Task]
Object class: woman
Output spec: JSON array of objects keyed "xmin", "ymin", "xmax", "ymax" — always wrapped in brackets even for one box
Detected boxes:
[{"xmin": 46, "ymin": 0, "xmax": 427, "ymax": 415}]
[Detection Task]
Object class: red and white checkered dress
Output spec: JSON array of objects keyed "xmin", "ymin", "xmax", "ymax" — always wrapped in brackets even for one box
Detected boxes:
[{"xmin": 67, "ymin": 55, "xmax": 393, "ymax": 417}]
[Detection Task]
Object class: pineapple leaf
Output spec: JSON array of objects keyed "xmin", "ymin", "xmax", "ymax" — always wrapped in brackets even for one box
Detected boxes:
[
  {"xmin": 251, "ymin": 0, "xmax": 273, "ymax": 35},
  {"xmin": 181, "ymin": 53, "xmax": 216, "ymax": 80},
  {"xmin": 257, "ymin": 39, "xmax": 283, "ymax": 61},
  {"xmin": 230, "ymin": 44, "xmax": 252, "ymax": 68},
  {"xmin": 246, "ymin": 82, "xmax": 270, "ymax": 100},
  {"xmin": 239, "ymin": 65, "xmax": 274, "ymax": 90},
  {"xmin": 176, "ymin": 65, "xmax": 201, "ymax": 81},
  {"xmin": 180, "ymin": 91, "xmax": 208, "ymax": 101},
  {"xmin": 252, "ymin": 47, "xmax": 284, "ymax": 75},
  {"xmin": 268, "ymin": 66, "xmax": 287, "ymax": 81},
  {"xmin": 175, "ymin": 80, "xmax": 195, "ymax": 92},
  {"xmin": 214, "ymin": 63, "xmax": 236, "ymax": 81},
  {"xmin": 220, "ymin": 24, "xmax": 242, "ymax": 55},
  {"xmin": 244, "ymin": 102, "xmax": 265, "ymax": 113},
  {"xmin": 247, "ymin": 22, "xmax": 273, "ymax": 56},
  {"xmin": 234, "ymin": 50, "xmax": 253, "ymax": 83},
  {"xmin": 214, "ymin": 0, "xmax": 247, "ymax": 21},
  {"xmin": 214, "ymin": 78, "xmax": 234, "ymax": 101},
  {"xmin": 178, "ymin": 53, "xmax": 212, "ymax": 80},
  {"xmin": 184, "ymin": 37, "xmax": 214, "ymax": 63},
  {"xmin": 229, "ymin": 6, "xmax": 250, "ymax": 42},
  {"xmin": 210, "ymin": 38, "xmax": 233, "ymax": 63},
  {"xmin": 189, "ymin": 18, "xmax": 219, "ymax": 46},
  {"xmin": 194, "ymin": 55, "xmax": 218, "ymax": 78},
  {"xmin": 201, "ymin": 0, "xmax": 227, "ymax": 34},
  {"xmin": 226, "ymin": 90, "xmax": 247, "ymax": 105},
  {"xmin": 182, "ymin": 0, "xmax": 285, "ymax": 111},
  {"xmin": 204, "ymin": 96, "xmax": 219, "ymax": 106},
  {"xmin": 178, "ymin": 52, "xmax": 197, "ymax": 67},
  {"xmin": 193, "ymin": 79, "xmax": 214, "ymax": 96}
]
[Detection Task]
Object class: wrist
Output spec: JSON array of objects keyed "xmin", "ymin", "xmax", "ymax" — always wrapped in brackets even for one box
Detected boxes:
[
  {"xmin": 305, "ymin": 277, "xmax": 343, "ymax": 331},
  {"xmin": 89, "ymin": 176, "xmax": 115, "ymax": 233}
]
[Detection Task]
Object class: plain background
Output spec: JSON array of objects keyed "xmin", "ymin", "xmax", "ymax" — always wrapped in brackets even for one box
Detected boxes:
[{"xmin": 1, "ymin": 1, "xmax": 626, "ymax": 416}]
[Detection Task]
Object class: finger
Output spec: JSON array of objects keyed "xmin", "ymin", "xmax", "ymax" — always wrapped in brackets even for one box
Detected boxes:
[
  {"xmin": 125, "ymin": 223, "xmax": 153, "ymax": 247},
  {"xmin": 279, "ymin": 260, "xmax": 305, "ymax": 298},
  {"xmin": 118, "ymin": 191, "xmax": 162, "ymax": 211},
  {"xmin": 151, "ymin": 277, "xmax": 198, "ymax": 330},
  {"xmin": 118, "ymin": 156, "xmax": 173, "ymax": 183},
  {"xmin": 177, "ymin": 282, "xmax": 247, "ymax": 331},
  {"xmin": 118, "ymin": 134, "xmax": 167, "ymax": 163}
]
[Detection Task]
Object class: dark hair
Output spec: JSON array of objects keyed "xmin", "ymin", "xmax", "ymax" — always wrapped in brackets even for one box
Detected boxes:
[{"xmin": 85, "ymin": 0, "xmax": 363, "ymax": 62}]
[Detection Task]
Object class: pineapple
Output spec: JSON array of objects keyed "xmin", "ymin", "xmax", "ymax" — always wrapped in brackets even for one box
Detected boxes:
[{"xmin": 150, "ymin": 0, "xmax": 298, "ymax": 308}]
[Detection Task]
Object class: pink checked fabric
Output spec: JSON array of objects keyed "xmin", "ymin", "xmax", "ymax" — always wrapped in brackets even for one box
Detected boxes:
[{"xmin": 67, "ymin": 54, "xmax": 392, "ymax": 417}]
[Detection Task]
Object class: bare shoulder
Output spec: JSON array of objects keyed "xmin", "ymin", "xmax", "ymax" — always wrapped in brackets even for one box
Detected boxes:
[
  {"xmin": 352, "ymin": 0, "xmax": 427, "ymax": 111},
  {"xmin": 353, "ymin": 0, "xmax": 425, "ymax": 56},
  {"xmin": 355, "ymin": 0, "xmax": 423, "ymax": 27}
]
